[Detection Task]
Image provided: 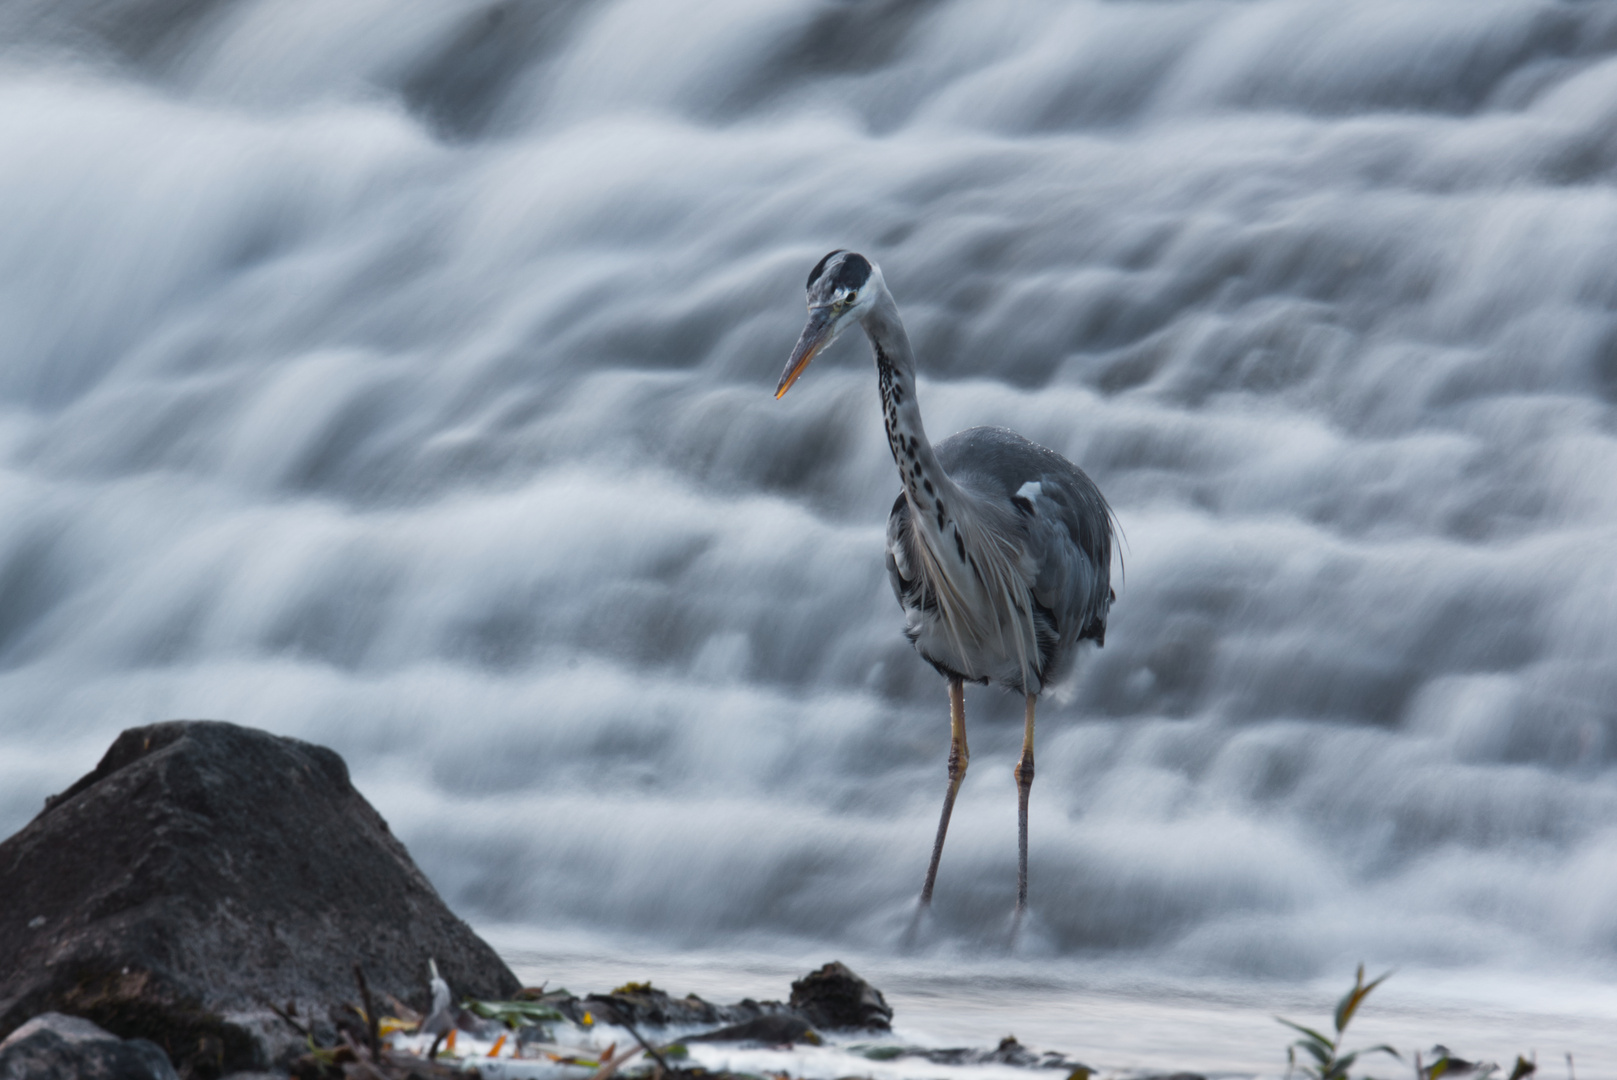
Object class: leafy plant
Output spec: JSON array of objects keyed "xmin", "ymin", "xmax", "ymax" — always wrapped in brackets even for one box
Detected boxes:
[
  {"xmin": 612, "ymin": 981, "xmax": 655, "ymax": 995},
  {"xmin": 1507, "ymin": 1056, "xmax": 1537, "ymax": 1080},
  {"xmin": 463, "ymin": 997, "xmax": 568, "ymax": 1027},
  {"xmin": 1419, "ymin": 1046, "xmax": 1537, "ymax": 1080},
  {"xmin": 1279, "ymin": 965, "xmax": 1400, "ymax": 1080}
]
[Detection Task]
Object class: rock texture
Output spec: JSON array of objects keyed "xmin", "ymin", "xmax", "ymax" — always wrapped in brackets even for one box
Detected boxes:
[
  {"xmin": 869, "ymin": 1035, "xmax": 1090, "ymax": 1071},
  {"xmin": 787, "ymin": 962, "xmax": 892, "ymax": 1031},
  {"xmin": 0, "ymin": 720, "xmax": 519, "ymax": 1077},
  {"xmin": 685, "ymin": 1014, "xmax": 819, "ymax": 1046},
  {"xmin": 557, "ymin": 985, "xmax": 794, "ymax": 1030},
  {"xmin": 552, "ymin": 963, "xmax": 892, "ymax": 1038},
  {"xmin": 0, "ymin": 1012, "xmax": 178, "ymax": 1080}
]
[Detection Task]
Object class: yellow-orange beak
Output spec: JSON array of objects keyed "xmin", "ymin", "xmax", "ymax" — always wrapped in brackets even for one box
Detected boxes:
[{"xmin": 775, "ymin": 306, "xmax": 838, "ymax": 399}]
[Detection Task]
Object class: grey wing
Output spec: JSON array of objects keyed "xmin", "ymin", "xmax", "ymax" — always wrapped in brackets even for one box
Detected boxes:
[
  {"xmin": 1025, "ymin": 464, "xmax": 1115, "ymax": 648},
  {"xmin": 936, "ymin": 427, "xmax": 1115, "ymax": 663}
]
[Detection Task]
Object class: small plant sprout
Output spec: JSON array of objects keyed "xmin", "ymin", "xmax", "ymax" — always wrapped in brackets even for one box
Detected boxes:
[
  {"xmin": 1418, "ymin": 1047, "xmax": 1538, "ymax": 1080},
  {"xmin": 1279, "ymin": 965, "xmax": 1401, "ymax": 1080}
]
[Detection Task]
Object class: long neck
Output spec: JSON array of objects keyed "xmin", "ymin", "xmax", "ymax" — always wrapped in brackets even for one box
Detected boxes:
[
  {"xmin": 860, "ymin": 288, "xmax": 959, "ymax": 527},
  {"xmin": 860, "ymin": 286, "xmax": 1041, "ymax": 684}
]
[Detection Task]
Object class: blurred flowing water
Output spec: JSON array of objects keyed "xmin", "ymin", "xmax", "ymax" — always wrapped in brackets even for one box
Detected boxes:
[{"xmin": 4, "ymin": 0, "xmax": 1617, "ymax": 1071}]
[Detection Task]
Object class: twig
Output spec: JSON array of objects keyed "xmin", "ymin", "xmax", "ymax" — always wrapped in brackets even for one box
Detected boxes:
[
  {"xmin": 354, "ymin": 963, "xmax": 382, "ymax": 1059},
  {"xmin": 341, "ymin": 1031, "xmax": 390, "ymax": 1080},
  {"xmin": 385, "ymin": 992, "xmax": 423, "ymax": 1025},
  {"xmin": 260, "ymin": 998, "xmax": 310, "ymax": 1040},
  {"xmin": 595, "ymin": 1002, "xmax": 672, "ymax": 1073},
  {"xmin": 588, "ymin": 1045, "xmax": 644, "ymax": 1080}
]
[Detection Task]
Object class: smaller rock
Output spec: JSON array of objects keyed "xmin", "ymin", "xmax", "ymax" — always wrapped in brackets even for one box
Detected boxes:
[
  {"xmin": 865, "ymin": 1037, "xmax": 1089, "ymax": 1071},
  {"xmin": 687, "ymin": 1014, "xmax": 820, "ymax": 1046},
  {"xmin": 573, "ymin": 987, "xmax": 723, "ymax": 1029},
  {"xmin": 788, "ymin": 962, "xmax": 892, "ymax": 1031},
  {"xmin": 564, "ymin": 985, "xmax": 792, "ymax": 1031},
  {"xmin": 0, "ymin": 1012, "xmax": 178, "ymax": 1080},
  {"xmin": 984, "ymin": 1035, "xmax": 1058, "ymax": 1067}
]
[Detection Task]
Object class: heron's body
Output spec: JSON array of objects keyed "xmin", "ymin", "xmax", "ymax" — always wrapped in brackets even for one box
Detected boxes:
[
  {"xmin": 776, "ymin": 249, "xmax": 1116, "ymax": 921},
  {"xmin": 886, "ymin": 426, "xmax": 1113, "ymax": 694}
]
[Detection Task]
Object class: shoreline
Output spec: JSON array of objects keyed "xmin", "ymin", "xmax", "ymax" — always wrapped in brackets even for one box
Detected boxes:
[{"xmin": 487, "ymin": 934, "xmax": 1617, "ymax": 1079}]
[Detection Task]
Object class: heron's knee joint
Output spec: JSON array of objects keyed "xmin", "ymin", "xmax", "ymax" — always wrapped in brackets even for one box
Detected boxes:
[
  {"xmin": 948, "ymin": 745, "xmax": 969, "ymax": 779},
  {"xmin": 1014, "ymin": 754, "xmax": 1034, "ymax": 787}
]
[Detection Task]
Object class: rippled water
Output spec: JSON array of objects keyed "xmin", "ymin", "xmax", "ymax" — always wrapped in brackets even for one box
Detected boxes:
[{"xmin": 3, "ymin": 0, "xmax": 1617, "ymax": 1069}]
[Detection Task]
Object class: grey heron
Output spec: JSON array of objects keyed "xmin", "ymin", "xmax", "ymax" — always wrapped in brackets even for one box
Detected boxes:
[{"xmin": 776, "ymin": 250, "xmax": 1116, "ymax": 918}]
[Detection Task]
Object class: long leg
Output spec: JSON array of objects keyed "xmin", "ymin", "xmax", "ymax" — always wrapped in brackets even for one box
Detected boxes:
[
  {"xmin": 919, "ymin": 675, "xmax": 968, "ymax": 907},
  {"xmin": 1015, "ymin": 692, "xmax": 1036, "ymax": 914}
]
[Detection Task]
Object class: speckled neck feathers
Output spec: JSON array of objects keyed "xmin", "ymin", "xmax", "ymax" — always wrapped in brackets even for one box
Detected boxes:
[{"xmin": 859, "ymin": 283, "xmax": 1043, "ymax": 688}]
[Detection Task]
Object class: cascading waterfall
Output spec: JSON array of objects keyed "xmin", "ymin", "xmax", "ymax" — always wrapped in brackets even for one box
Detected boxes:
[{"xmin": 3, "ymin": 0, "xmax": 1617, "ymax": 1012}]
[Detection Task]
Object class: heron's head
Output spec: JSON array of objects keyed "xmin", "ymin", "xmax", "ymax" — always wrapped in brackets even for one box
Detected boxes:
[{"xmin": 776, "ymin": 249, "xmax": 880, "ymax": 398}]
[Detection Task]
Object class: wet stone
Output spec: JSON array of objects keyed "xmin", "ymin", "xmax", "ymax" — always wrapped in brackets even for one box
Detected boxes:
[
  {"xmin": 0, "ymin": 721, "xmax": 519, "ymax": 1078},
  {"xmin": 788, "ymin": 962, "xmax": 893, "ymax": 1032},
  {"xmin": 559, "ymin": 984, "xmax": 794, "ymax": 1031},
  {"xmin": 686, "ymin": 1013, "xmax": 820, "ymax": 1046},
  {"xmin": 0, "ymin": 1012, "xmax": 179, "ymax": 1080}
]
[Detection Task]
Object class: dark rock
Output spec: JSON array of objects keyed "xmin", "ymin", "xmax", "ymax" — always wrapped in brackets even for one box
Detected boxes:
[
  {"xmin": 557, "ymin": 965, "xmax": 893, "ymax": 1038},
  {"xmin": 0, "ymin": 721, "xmax": 520, "ymax": 1078},
  {"xmin": 558, "ymin": 984, "xmax": 793, "ymax": 1031},
  {"xmin": 0, "ymin": 1011, "xmax": 178, "ymax": 1080},
  {"xmin": 982, "ymin": 1035, "xmax": 1072, "ymax": 1068},
  {"xmin": 788, "ymin": 962, "xmax": 892, "ymax": 1032},
  {"xmin": 686, "ymin": 1014, "xmax": 820, "ymax": 1045},
  {"xmin": 573, "ymin": 987, "xmax": 724, "ymax": 1028},
  {"xmin": 856, "ymin": 1036, "xmax": 1088, "ymax": 1071}
]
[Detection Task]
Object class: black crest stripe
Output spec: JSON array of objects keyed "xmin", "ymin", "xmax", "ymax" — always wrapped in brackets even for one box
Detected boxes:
[
  {"xmin": 807, "ymin": 249, "xmax": 845, "ymax": 289},
  {"xmin": 832, "ymin": 252, "xmax": 872, "ymax": 292}
]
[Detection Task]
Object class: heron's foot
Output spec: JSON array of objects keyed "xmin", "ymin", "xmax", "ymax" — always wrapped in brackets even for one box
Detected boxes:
[{"xmin": 901, "ymin": 902, "xmax": 927, "ymax": 951}]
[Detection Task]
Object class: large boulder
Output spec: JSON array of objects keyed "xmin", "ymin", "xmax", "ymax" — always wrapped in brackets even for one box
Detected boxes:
[
  {"xmin": 0, "ymin": 720, "xmax": 520, "ymax": 1077},
  {"xmin": 0, "ymin": 1012, "xmax": 179, "ymax": 1080}
]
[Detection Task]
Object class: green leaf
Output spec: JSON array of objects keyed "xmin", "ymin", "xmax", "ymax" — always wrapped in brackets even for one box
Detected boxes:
[
  {"xmin": 1334, "ymin": 966, "xmax": 1392, "ymax": 1034},
  {"xmin": 1333, "ymin": 965, "xmax": 1364, "ymax": 1034},
  {"xmin": 464, "ymin": 999, "xmax": 568, "ymax": 1026},
  {"xmin": 1508, "ymin": 1056, "xmax": 1537, "ymax": 1080},
  {"xmin": 1292, "ymin": 1039, "xmax": 1333, "ymax": 1067},
  {"xmin": 1278, "ymin": 1018, "xmax": 1335, "ymax": 1050}
]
